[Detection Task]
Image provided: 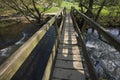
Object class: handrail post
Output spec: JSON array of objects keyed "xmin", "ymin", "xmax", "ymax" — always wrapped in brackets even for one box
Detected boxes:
[
  {"xmin": 54, "ymin": 17, "xmax": 60, "ymax": 41},
  {"xmin": 64, "ymin": 7, "xmax": 66, "ymax": 16}
]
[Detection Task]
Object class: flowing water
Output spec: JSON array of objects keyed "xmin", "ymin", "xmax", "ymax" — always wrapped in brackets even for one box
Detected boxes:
[
  {"xmin": 0, "ymin": 23, "xmax": 39, "ymax": 65},
  {"xmin": 85, "ymin": 28, "xmax": 120, "ymax": 80}
]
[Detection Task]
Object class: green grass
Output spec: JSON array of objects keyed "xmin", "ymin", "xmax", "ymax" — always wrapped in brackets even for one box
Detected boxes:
[
  {"xmin": 0, "ymin": 1, "xmax": 79, "ymax": 15},
  {"xmin": 37, "ymin": 5, "xmax": 61, "ymax": 13},
  {"xmin": 44, "ymin": 1, "xmax": 79, "ymax": 13},
  {"xmin": 45, "ymin": 1, "xmax": 80, "ymax": 13},
  {"xmin": 45, "ymin": 7, "xmax": 61, "ymax": 13},
  {"xmin": 61, "ymin": 1, "xmax": 79, "ymax": 12}
]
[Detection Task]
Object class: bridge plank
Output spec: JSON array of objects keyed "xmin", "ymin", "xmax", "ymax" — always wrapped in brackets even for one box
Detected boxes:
[
  {"xmin": 57, "ymin": 48, "xmax": 80, "ymax": 55},
  {"xmin": 56, "ymin": 54, "xmax": 82, "ymax": 61},
  {"xmin": 52, "ymin": 68, "xmax": 84, "ymax": 80},
  {"xmin": 55, "ymin": 60, "xmax": 83, "ymax": 69},
  {"xmin": 60, "ymin": 40, "xmax": 77, "ymax": 44},
  {"xmin": 59, "ymin": 44, "xmax": 79, "ymax": 49}
]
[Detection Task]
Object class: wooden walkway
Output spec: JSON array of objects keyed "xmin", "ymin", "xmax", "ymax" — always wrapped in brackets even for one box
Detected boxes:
[{"xmin": 51, "ymin": 14, "xmax": 85, "ymax": 80}]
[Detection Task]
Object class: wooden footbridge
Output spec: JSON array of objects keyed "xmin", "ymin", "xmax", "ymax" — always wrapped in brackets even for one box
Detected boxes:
[
  {"xmin": 51, "ymin": 13, "xmax": 85, "ymax": 80},
  {"xmin": 0, "ymin": 7, "xmax": 120, "ymax": 80}
]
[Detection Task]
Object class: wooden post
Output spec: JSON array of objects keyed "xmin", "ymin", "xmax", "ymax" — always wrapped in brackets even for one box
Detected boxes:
[{"xmin": 54, "ymin": 17, "xmax": 60, "ymax": 43}]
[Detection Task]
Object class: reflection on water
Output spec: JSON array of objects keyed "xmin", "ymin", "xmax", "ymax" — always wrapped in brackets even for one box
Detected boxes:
[
  {"xmin": 15, "ymin": 32, "xmax": 26, "ymax": 45},
  {"xmin": 0, "ymin": 44, "xmax": 20, "ymax": 65},
  {"xmin": 0, "ymin": 48, "xmax": 10, "ymax": 56},
  {"xmin": 85, "ymin": 28, "xmax": 120, "ymax": 80},
  {"xmin": 0, "ymin": 23, "xmax": 28, "ymax": 49}
]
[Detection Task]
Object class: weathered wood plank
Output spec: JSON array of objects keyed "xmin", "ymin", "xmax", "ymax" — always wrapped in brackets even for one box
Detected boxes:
[
  {"xmin": 56, "ymin": 54, "xmax": 82, "ymax": 61},
  {"xmin": 60, "ymin": 39, "xmax": 77, "ymax": 44},
  {"xmin": 55, "ymin": 60, "xmax": 83, "ymax": 70},
  {"xmin": 52, "ymin": 68, "xmax": 85, "ymax": 80},
  {"xmin": 60, "ymin": 37, "xmax": 76, "ymax": 41},
  {"xmin": 58, "ymin": 48, "xmax": 80, "ymax": 55},
  {"xmin": 59, "ymin": 44, "xmax": 79, "ymax": 49},
  {"xmin": 60, "ymin": 38, "xmax": 77, "ymax": 41}
]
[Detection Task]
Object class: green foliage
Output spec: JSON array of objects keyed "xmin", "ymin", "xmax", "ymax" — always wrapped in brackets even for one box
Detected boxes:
[
  {"xmin": 93, "ymin": 7, "xmax": 109, "ymax": 16},
  {"xmin": 61, "ymin": 1, "xmax": 79, "ymax": 12},
  {"xmin": 55, "ymin": 0, "xmax": 63, "ymax": 7},
  {"xmin": 0, "ymin": 0, "xmax": 62, "ymax": 26},
  {"xmin": 45, "ymin": 7, "xmax": 60, "ymax": 13}
]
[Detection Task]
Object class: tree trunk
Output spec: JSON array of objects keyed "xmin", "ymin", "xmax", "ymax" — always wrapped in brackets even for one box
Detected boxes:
[
  {"xmin": 86, "ymin": 0, "xmax": 94, "ymax": 18},
  {"xmin": 81, "ymin": 0, "xmax": 94, "ymax": 34},
  {"xmin": 95, "ymin": 0, "xmax": 106, "ymax": 21},
  {"xmin": 94, "ymin": 0, "xmax": 106, "ymax": 38},
  {"xmin": 32, "ymin": 0, "xmax": 41, "ymax": 23},
  {"xmin": 79, "ymin": 0, "xmax": 83, "ymax": 12}
]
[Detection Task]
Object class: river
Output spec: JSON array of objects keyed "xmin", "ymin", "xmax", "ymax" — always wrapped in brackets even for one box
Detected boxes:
[
  {"xmin": 0, "ymin": 23, "xmax": 40, "ymax": 65},
  {"xmin": 85, "ymin": 28, "xmax": 120, "ymax": 80}
]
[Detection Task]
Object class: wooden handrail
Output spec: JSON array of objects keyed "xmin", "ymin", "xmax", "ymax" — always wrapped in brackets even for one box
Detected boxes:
[
  {"xmin": 42, "ymin": 7, "xmax": 66, "ymax": 80},
  {"xmin": 0, "ymin": 8, "xmax": 65, "ymax": 80},
  {"xmin": 71, "ymin": 7, "xmax": 99, "ymax": 80}
]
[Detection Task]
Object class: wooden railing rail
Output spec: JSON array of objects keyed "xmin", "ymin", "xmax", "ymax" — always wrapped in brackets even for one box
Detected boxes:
[
  {"xmin": 42, "ymin": 7, "xmax": 66, "ymax": 80},
  {"xmin": 71, "ymin": 7, "xmax": 99, "ymax": 80},
  {"xmin": 0, "ymin": 8, "xmax": 65, "ymax": 80}
]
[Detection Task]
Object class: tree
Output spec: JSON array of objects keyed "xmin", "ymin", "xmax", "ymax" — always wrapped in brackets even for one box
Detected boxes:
[
  {"xmin": 79, "ymin": 0, "xmax": 107, "ymax": 38},
  {"xmin": 1, "ymin": 0, "xmax": 55, "ymax": 26},
  {"xmin": 79, "ymin": 0, "xmax": 94, "ymax": 34},
  {"xmin": 79, "ymin": 0, "xmax": 120, "ymax": 38}
]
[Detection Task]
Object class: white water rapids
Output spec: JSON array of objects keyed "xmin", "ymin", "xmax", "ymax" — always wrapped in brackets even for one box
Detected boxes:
[{"xmin": 85, "ymin": 28, "xmax": 120, "ymax": 80}]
